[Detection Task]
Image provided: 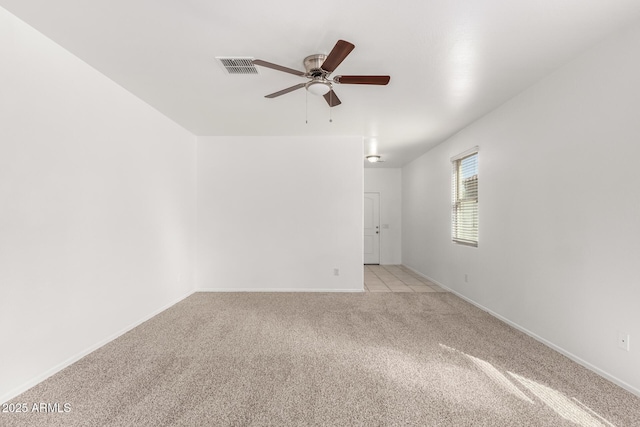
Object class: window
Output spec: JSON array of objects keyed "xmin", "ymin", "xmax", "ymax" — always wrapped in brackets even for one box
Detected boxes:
[{"xmin": 451, "ymin": 148, "xmax": 478, "ymax": 246}]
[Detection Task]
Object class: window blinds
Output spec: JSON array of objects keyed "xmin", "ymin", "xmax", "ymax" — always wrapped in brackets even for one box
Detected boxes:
[{"xmin": 452, "ymin": 150, "xmax": 478, "ymax": 246}]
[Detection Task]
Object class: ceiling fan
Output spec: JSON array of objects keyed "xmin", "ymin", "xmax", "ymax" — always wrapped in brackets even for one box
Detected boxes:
[{"xmin": 253, "ymin": 40, "xmax": 390, "ymax": 107}]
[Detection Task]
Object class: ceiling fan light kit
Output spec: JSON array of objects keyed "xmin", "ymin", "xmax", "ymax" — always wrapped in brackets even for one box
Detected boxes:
[
  {"xmin": 306, "ymin": 80, "xmax": 331, "ymax": 96},
  {"xmin": 253, "ymin": 40, "xmax": 390, "ymax": 108},
  {"xmin": 366, "ymin": 155, "xmax": 382, "ymax": 163}
]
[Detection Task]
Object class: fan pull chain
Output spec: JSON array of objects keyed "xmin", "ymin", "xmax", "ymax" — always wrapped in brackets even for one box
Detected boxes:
[{"xmin": 305, "ymin": 89, "xmax": 308, "ymax": 124}]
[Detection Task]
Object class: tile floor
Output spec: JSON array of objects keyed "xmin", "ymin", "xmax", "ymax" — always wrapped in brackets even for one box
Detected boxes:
[{"xmin": 364, "ymin": 265, "xmax": 447, "ymax": 293}]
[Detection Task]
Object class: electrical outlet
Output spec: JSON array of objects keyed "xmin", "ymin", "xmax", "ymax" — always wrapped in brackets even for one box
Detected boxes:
[
  {"xmin": 333, "ymin": 268, "xmax": 340, "ymax": 276},
  {"xmin": 618, "ymin": 332, "xmax": 630, "ymax": 351}
]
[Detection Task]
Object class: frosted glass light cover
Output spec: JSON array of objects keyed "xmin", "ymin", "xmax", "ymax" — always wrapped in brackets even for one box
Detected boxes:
[{"xmin": 307, "ymin": 81, "xmax": 331, "ymax": 96}]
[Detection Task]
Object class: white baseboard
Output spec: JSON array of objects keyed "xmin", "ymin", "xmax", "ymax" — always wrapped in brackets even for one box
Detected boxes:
[
  {"xmin": 401, "ymin": 264, "xmax": 640, "ymax": 398},
  {"xmin": 197, "ymin": 288, "xmax": 365, "ymax": 292},
  {"xmin": 0, "ymin": 289, "xmax": 196, "ymax": 405}
]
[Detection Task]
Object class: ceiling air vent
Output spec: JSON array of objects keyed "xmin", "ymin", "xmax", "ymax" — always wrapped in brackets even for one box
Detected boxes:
[{"xmin": 216, "ymin": 57, "xmax": 259, "ymax": 75}]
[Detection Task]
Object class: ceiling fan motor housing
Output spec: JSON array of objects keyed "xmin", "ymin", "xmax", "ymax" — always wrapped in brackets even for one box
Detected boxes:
[{"xmin": 304, "ymin": 54, "xmax": 328, "ymax": 78}]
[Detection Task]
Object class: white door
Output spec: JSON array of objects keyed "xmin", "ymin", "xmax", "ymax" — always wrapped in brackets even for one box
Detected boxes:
[{"xmin": 364, "ymin": 192, "xmax": 380, "ymax": 264}]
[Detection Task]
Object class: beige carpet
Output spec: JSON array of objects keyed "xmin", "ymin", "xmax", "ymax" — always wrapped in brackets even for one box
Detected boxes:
[{"xmin": 2, "ymin": 292, "xmax": 639, "ymax": 426}]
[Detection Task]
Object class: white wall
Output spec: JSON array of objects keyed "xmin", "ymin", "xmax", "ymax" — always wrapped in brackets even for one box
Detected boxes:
[
  {"xmin": 402, "ymin": 20, "xmax": 640, "ymax": 394},
  {"xmin": 364, "ymin": 168, "xmax": 402, "ymax": 264},
  {"xmin": 197, "ymin": 136, "xmax": 363, "ymax": 291},
  {"xmin": 0, "ymin": 8, "xmax": 197, "ymax": 403}
]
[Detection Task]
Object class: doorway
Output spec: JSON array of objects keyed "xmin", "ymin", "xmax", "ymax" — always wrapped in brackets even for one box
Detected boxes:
[{"xmin": 364, "ymin": 192, "xmax": 380, "ymax": 264}]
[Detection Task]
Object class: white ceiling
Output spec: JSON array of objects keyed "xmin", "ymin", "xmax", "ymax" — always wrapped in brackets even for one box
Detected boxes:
[{"xmin": 2, "ymin": 1, "xmax": 640, "ymax": 167}]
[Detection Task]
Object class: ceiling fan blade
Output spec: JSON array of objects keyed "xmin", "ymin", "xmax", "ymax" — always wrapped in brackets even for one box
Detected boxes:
[
  {"xmin": 264, "ymin": 83, "xmax": 306, "ymax": 98},
  {"xmin": 321, "ymin": 40, "xmax": 355, "ymax": 73},
  {"xmin": 334, "ymin": 75, "xmax": 390, "ymax": 85},
  {"xmin": 323, "ymin": 90, "xmax": 342, "ymax": 107},
  {"xmin": 253, "ymin": 59, "xmax": 305, "ymax": 76}
]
